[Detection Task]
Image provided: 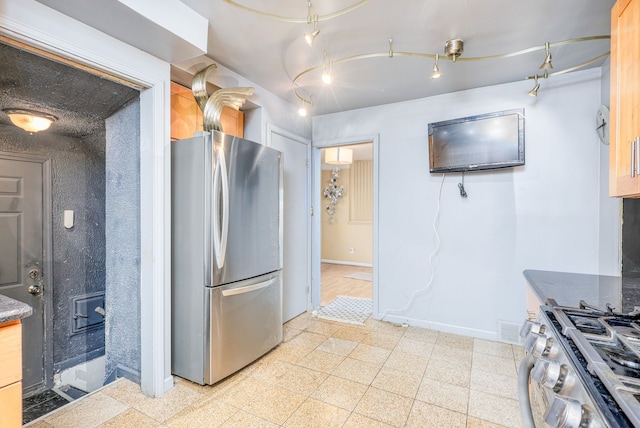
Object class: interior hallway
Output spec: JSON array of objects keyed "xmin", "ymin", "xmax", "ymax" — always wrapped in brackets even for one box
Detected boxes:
[
  {"xmin": 25, "ymin": 312, "xmax": 524, "ymax": 428},
  {"xmin": 321, "ymin": 263, "xmax": 373, "ymax": 306}
]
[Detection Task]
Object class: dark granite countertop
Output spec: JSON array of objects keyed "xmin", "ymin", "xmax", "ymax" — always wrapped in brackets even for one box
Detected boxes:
[
  {"xmin": 523, "ymin": 269, "xmax": 640, "ymax": 314},
  {"xmin": 0, "ymin": 294, "xmax": 33, "ymax": 324}
]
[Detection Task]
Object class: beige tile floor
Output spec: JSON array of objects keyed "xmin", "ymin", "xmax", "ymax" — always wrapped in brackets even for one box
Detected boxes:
[{"xmin": 26, "ymin": 313, "xmax": 525, "ymax": 428}]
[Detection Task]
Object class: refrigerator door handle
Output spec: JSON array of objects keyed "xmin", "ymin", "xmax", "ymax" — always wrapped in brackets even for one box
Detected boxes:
[
  {"xmin": 221, "ymin": 278, "xmax": 276, "ymax": 297},
  {"xmin": 213, "ymin": 146, "xmax": 230, "ymax": 269}
]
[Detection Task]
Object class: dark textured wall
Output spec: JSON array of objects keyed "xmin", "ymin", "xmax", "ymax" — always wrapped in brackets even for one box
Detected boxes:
[
  {"xmin": 622, "ymin": 199, "xmax": 640, "ymax": 277},
  {"xmin": 0, "ymin": 124, "xmax": 106, "ymax": 371},
  {"xmin": 104, "ymin": 99, "xmax": 141, "ymax": 382}
]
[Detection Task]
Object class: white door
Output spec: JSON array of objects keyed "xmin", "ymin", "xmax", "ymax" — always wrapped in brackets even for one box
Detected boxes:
[
  {"xmin": 268, "ymin": 126, "xmax": 310, "ymax": 322},
  {"xmin": 0, "ymin": 156, "xmax": 48, "ymax": 394}
]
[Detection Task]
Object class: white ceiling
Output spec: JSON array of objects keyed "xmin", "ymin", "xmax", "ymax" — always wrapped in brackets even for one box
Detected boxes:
[{"xmin": 35, "ymin": 0, "xmax": 614, "ymax": 116}]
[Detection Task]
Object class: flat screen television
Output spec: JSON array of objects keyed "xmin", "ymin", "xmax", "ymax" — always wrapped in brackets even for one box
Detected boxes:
[{"xmin": 428, "ymin": 108, "xmax": 525, "ymax": 173}]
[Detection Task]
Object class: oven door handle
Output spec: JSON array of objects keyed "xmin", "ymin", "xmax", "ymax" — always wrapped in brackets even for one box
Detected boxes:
[{"xmin": 518, "ymin": 354, "xmax": 537, "ymax": 428}]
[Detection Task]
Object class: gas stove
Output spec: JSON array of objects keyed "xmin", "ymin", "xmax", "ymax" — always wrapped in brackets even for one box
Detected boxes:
[{"xmin": 520, "ymin": 299, "xmax": 640, "ymax": 428}]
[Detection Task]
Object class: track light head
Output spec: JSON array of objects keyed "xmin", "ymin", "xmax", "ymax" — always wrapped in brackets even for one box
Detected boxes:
[
  {"xmin": 540, "ymin": 42, "xmax": 553, "ymax": 70},
  {"xmin": 304, "ymin": 28, "xmax": 320, "ymax": 46},
  {"xmin": 321, "ymin": 50, "xmax": 332, "ymax": 84},
  {"xmin": 528, "ymin": 76, "xmax": 540, "ymax": 97},
  {"xmin": 431, "ymin": 54, "xmax": 442, "ymax": 79}
]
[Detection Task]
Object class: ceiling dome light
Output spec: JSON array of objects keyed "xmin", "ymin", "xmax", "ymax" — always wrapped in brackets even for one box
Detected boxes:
[
  {"xmin": 3, "ymin": 109, "xmax": 57, "ymax": 133},
  {"xmin": 322, "ymin": 71, "xmax": 332, "ymax": 84},
  {"xmin": 298, "ymin": 106, "xmax": 308, "ymax": 116},
  {"xmin": 325, "ymin": 147, "xmax": 353, "ymax": 165}
]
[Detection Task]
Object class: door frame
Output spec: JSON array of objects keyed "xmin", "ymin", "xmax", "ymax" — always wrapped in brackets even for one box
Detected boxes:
[
  {"xmin": 266, "ymin": 124, "xmax": 313, "ymax": 313},
  {"xmin": 311, "ymin": 134, "xmax": 380, "ymax": 314},
  {"xmin": 0, "ymin": 150, "xmax": 53, "ymax": 395},
  {"xmin": 0, "ymin": 6, "xmax": 173, "ymax": 396}
]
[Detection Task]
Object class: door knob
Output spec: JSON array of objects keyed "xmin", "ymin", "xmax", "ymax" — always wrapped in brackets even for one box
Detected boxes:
[{"xmin": 28, "ymin": 283, "xmax": 43, "ymax": 296}]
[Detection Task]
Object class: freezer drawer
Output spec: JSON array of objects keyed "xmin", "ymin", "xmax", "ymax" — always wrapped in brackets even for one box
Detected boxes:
[{"xmin": 205, "ymin": 271, "xmax": 282, "ymax": 384}]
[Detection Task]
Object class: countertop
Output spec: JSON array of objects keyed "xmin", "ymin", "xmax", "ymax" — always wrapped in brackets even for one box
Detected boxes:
[
  {"xmin": 0, "ymin": 294, "xmax": 33, "ymax": 324},
  {"xmin": 524, "ymin": 269, "xmax": 640, "ymax": 314}
]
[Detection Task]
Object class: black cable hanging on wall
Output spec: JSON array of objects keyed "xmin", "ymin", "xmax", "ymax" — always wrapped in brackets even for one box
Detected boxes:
[{"xmin": 458, "ymin": 172, "xmax": 468, "ymax": 198}]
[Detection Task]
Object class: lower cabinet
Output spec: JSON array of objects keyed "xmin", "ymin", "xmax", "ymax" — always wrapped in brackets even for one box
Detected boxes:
[{"xmin": 0, "ymin": 320, "xmax": 22, "ymax": 428}]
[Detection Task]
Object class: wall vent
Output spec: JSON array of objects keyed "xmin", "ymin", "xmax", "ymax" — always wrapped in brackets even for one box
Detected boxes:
[
  {"xmin": 498, "ymin": 320, "xmax": 523, "ymax": 345},
  {"xmin": 70, "ymin": 292, "xmax": 105, "ymax": 334}
]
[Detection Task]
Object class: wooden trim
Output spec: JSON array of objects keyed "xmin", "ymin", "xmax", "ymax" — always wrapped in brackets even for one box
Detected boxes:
[
  {"xmin": 0, "ymin": 319, "xmax": 19, "ymax": 328},
  {"xmin": 0, "ymin": 35, "xmax": 145, "ymax": 91}
]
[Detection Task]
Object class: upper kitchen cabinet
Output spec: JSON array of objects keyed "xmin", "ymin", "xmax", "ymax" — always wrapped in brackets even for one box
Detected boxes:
[
  {"xmin": 610, "ymin": 0, "xmax": 640, "ymax": 197},
  {"xmin": 170, "ymin": 82, "xmax": 244, "ymax": 140}
]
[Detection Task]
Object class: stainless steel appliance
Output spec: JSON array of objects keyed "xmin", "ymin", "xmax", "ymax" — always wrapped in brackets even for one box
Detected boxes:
[
  {"xmin": 171, "ymin": 130, "xmax": 283, "ymax": 385},
  {"xmin": 519, "ymin": 299, "xmax": 640, "ymax": 428}
]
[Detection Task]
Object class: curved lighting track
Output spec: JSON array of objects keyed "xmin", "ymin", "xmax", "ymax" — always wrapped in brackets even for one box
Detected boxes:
[
  {"xmin": 293, "ymin": 35, "xmax": 610, "ymax": 104},
  {"xmin": 223, "ymin": 0, "xmax": 370, "ymax": 23}
]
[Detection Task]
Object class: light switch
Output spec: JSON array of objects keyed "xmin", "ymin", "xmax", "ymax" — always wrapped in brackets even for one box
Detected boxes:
[{"xmin": 64, "ymin": 210, "xmax": 74, "ymax": 229}]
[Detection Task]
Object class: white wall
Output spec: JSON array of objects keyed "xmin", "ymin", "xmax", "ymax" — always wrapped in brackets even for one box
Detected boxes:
[
  {"xmin": 313, "ymin": 68, "xmax": 619, "ymax": 340},
  {"xmin": 599, "ymin": 58, "xmax": 622, "ymax": 275}
]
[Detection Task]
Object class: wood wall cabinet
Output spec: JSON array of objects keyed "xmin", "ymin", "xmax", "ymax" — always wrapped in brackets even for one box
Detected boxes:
[
  {"xmin": 170, "ymin": 82, "xmax": 244, "ymax": 140},
  {"xmin": 610, "ymin": 0, "xmax": 640, "ymax": 197},
  {"xmin": 0, "ymin": 320, "xmax": 23, "ymax": 428}
]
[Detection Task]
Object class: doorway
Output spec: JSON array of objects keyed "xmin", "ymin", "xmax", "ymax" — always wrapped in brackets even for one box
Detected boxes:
[
  {"xmin": 0, "ymin": 154, "xmax": 52, "ymax": 396},
  {"xmin": 0, "ymin": 39, "xmax": 141, "ymax": 423},
  {"xmin": 314, "ymin": 141, "xmax": 377, "ymax": 322}
]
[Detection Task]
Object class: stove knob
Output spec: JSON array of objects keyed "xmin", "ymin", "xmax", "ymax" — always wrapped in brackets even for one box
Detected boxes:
[
  {"xmin": 525, "ymin": 333, "xmax": 552, "ymax": 358},
  {"xmin": 519, "ymin": 320, "xmax": 546, "ymax": 338},
  {"xmin": 531, "ymin": 358, "xmax": 569, "ymax": 391},
  {"xmin": 544, "ymin": 396, "xmax": 586, "ymax": 428}
]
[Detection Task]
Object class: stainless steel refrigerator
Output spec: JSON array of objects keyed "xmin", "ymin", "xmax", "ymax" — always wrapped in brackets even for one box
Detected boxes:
[{"xmin": 171, "ymin": 130, "xmax": 283, "ymax": 385}]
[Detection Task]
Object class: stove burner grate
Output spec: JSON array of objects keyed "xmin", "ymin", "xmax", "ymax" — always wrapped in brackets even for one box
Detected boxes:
[
  {"xmin": 570, "ymin": 315, "xmax": 608, "ymax": 336},
  {"xmin": 607, "ymin": 348, "xmax": 640, "ymax": 370}
]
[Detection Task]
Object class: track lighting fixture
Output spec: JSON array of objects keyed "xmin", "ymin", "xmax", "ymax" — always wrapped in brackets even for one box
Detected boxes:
[
  {"xmin": 321, "ymin": 50, "xmax": 332, "ymax": 84},
  {"xmin": 295, "ymin": 91, "xmax": 312, "ymax": 117},
  {"xmin": 444, "ymin": 39, "xmax": 464, "ymax": 62},
  {"xmin": 298, "ymin": 98, "xmax": 309, "ymax": 116},
  {"xmin": 528, "ymin": 75, "xmax": 540, "ymax": 97},
  {"xmin": 304, "ymin": 1, "xmax": 320, "ymax": 46},
  {"xmin": 540, "ymin": 42, "xmax": 553, "ymax": 70},
  {"xmin": 290, "ymin": 35, "xmax": 609, "ymax": 114},
  {"xmin": 431, "ymin": 53, "xmax": 442, "ymax": 79},
  {"xmin": 304, "ymin": 23, "xmax": 320, "ymax": 46},
  {"xmin": 527, "ymin": 72, "xmax": 548, "ymax": 96}
]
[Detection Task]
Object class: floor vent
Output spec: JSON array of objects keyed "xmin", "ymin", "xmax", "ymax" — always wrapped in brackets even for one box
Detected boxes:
[{"xmin": 498, "ymin": 320, "xmax": 523, "ymax": 344}]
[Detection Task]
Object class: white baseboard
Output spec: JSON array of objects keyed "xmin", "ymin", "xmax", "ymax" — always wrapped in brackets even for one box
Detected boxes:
[
  {"xmin": 54, "ymin": 355, "xmax": 106, "ymax": 393},
  {"xmin": 321, "ymin": 259, "xmax": 373, "ymax": 268},
  {"xmin": 373, "ymin": 312, "xmax": 500, "ymax": 342}
]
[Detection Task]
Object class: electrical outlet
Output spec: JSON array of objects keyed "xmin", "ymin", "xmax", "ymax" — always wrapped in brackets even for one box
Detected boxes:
[{"xmin": 349, "ymin": 247, "xmax": 355, "ymax": 254}]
